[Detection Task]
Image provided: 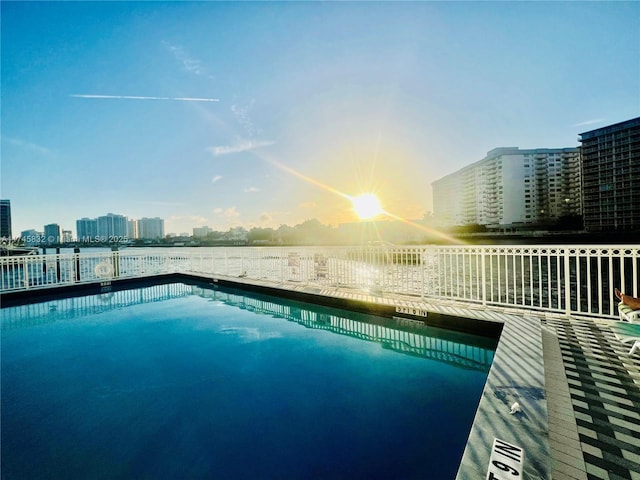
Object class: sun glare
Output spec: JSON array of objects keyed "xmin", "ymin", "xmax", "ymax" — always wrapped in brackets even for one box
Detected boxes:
[{"xmin": 352, "ymin": 193, "xmax": 383, "ymax": 220}]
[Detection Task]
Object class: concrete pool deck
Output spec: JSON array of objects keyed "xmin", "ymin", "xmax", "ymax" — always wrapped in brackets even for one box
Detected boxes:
[{"xmin": 2, "ymin": 273, "xmax": 639, "ymax": 479}]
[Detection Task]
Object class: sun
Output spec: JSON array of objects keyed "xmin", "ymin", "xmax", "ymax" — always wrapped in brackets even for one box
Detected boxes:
[{"xmin": 352, "ymin": 193, "xmax": 383, "ymax": 220}]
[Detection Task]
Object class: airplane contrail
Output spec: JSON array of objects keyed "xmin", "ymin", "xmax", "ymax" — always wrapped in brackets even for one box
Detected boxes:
[{"xmin": 70, "ymin": 94, "xmax": 219, "ymax": 102}]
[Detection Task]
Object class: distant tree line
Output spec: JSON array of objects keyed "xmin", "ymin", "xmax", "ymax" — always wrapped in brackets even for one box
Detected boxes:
[{"xmin": 142, "ymin": 214, "xmax": 591, "ymax": 247}]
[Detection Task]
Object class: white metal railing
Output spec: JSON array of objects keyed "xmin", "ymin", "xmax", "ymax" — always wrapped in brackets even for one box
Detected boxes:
[
  {"xmin": 0, "ymin": 250, "xmax": 192, "ymax": 291},
  {"xmin": 1, "ymin": 245, "xmax": 638, "ymax": 319}
]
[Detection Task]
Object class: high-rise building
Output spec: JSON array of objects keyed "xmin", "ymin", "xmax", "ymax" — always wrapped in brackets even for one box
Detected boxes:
[
  {"xmin": 97, "ymin": 213, "xmax": 128, "ymax": 238},
  {"xmin": 579, "ymin": 117, "xmax": 640, "ymax": 232},
  {"xmin": 76, "ymin": 217, "xmax": 98, "ymax": 241},
  {"xmin": 0, "ymin": 199, "xmax": 12, "ymax": 239},
  {"xmin": 44, "ymin": 223, "xmax": 62, "ymax": 244},
  {"xmin": 127, "ymin": 219, "xmax": 138, "ymax": 240},
  {"xmin": 138, "ymin": 217, "xmax": 165, "ymax": 239},
  {"xmin": 432, "ymin": 147, "xmax": 581, "ymax": 229}
]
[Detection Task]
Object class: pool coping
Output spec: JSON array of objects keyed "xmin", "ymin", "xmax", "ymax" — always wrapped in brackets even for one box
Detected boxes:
[{"xmin": 1, "ymin": 272, "xmax": 552, "ymax": 479}]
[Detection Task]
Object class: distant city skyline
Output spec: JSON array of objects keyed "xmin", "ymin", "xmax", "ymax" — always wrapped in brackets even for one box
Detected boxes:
[{"xmin": 2, "ymin": 1, "xmax": 638, "ymax": 236}]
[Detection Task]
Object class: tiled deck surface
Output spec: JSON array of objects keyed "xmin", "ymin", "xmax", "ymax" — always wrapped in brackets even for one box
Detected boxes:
[{"xmin": 543, "ymin": 317, "xmax": 640, "ymax": 480}]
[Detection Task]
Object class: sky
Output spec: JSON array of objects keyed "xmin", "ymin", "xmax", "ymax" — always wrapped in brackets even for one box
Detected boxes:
[{"xmin": 2, "ymin": 1, "xmax": 639, "ymax": 237}]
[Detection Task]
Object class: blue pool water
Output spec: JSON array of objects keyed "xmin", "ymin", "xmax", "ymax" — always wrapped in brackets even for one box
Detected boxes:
[{"xmin": 1, "ymin": 282, "xmax": 496, "ymax": 479}]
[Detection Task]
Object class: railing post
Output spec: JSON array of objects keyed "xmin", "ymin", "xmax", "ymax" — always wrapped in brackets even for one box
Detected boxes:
[
  {"xmin": 421, "ymin": 248, "xmax": 425, "ymax": 300},
  {"xmin": 481, "ymin": 248, "xmax": 487, "ymax": 306},
  {"xmin": 634, "ymin": 247, "xmax": 639, "ymax": 298},
  {"xmin": 55, "ymin": 247, "xmax": 61, "ymax": 283},
  {"xmin": 23, "ymin": 257, "xmax": 30, "ymax": 289},
  {"xmin": 607, "ymin": 248, "xmax": 614, "ymax": 317},
  {"xmin": 564, "ymin": 248, "xmax": 571, "ymax": 315},
  {"xmin": 111, "ymin": 246, "xmax": 120, "ymax": 278},
  {"xmin": 259, "ymin": 248, "xmax": 264, "ymax": 279},
  {"xmin": 281, "ymin": 248, "xmax": 285, "ymax": 282},
  {"xmin": 74, "ymin": 247, "xmax": 81, "ymax": 282}
]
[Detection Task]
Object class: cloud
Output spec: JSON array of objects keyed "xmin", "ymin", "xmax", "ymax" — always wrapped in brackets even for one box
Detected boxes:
[
  {"xmin": 211, "ymin": 175, "xmax": 223, "ymax": 183},
  {"xmin": 168, "ymin": 215, "xmax": 209, "ymax": 225},
  {"xmin": 573, "ymin": 118, "xmax": 605, "ymax": 127},
  {"xmin": 299, "ymin": 201, "xmax": 317, "ymax": 209},
  {"xmin": 3, "ymin": 136, "xmax": 57, "ymax": 157},
  {"xmin": 140, "ymin": 200, "xmax": 185, "ymax": 207},
  {"xmin": 162, "ymin": 41, "xmax": 215, "ymax": 80},
  {"xmin": 259, "ymin": 213, "xmax": 273, "ymax": 223},
  {"xmin": 244, "ymin": 187, "xmax": 260, "ymax": 193},
  {"xmin": 250, "ymin": 210, "xmax": 290, "ymax": 228},
  {"xmin": 213, "ymin": 207, "xmax": 240, "ymax": 219},
  {"xmin": 70, "ymin": 94, "xmax": 218, "ymax": 102},
  {"xmin": 231, "ymin": 101, "xmax": 257, "ymax": 137},
  {"xmin": 208, "ymin": 139, "xmax": 275, "ymax": 156}
]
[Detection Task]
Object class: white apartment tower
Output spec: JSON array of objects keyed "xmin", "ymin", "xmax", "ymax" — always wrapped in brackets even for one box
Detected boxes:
[
  {"xmin": 137, "ymin": 217, "xmax": 165, "ymax": 240},
  {"xmin": 97, "ymin": 213, "xmax": 128, "ymax": 238},
  {"xmin": 127, "ymin": 219, "xmax": 138, "ymax": 240},
  {"xmin": 432, "ymin": 147, "xmax": 581, "ymax": 228}
]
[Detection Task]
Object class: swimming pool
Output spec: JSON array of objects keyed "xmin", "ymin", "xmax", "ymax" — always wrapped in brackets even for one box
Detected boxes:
[{"xmin": 1, "ymin": 282, "xmax": 496, "ymax": 479}]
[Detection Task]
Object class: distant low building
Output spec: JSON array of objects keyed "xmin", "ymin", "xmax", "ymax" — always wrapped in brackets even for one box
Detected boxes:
[
  {"xmin": 193, "ymin": 226, "xmax": 212, "ymax": 238},
  {"xmin": 579, "ymin": 117, "xmax": 640, "ymax": 233},
  {"xmin": 225, "ymin": 227, "xmax": 248, "ymax": 243},
  {"xmin": 21, "ymin": 229, "xmax": 43, "ymax": 246}
]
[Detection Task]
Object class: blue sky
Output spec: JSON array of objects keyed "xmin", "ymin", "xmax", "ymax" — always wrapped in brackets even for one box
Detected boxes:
[{"xmin": 2, "ymin": 1, "xmax": 639, "ymax": 236}]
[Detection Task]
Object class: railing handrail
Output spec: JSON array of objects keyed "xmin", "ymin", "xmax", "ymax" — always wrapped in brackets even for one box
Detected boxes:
[{"xmin": 1, "ymin": 245, "xmax": 638, "ymax": 320}]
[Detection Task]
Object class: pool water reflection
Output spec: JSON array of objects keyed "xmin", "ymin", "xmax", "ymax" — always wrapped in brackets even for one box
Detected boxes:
[{"xmin": 1, "ymin": 282, "xmax": 496, "ymax": 479}]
